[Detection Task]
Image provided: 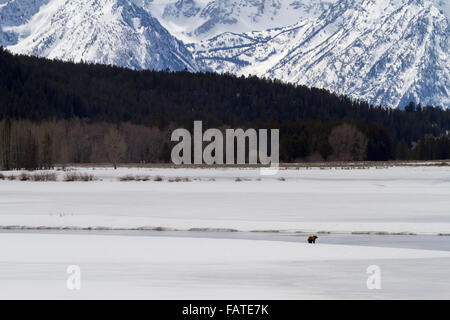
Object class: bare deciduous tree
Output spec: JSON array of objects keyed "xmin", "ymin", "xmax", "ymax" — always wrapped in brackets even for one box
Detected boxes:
[
  {"xmin": 0, "ymin": 118, "xmax": 12, "ymax": 170},
  {"xmin": 328, "ymin": 123, "xmax": 368, "ymax": 161},
  {"xmin": 103, "ymin": 127, "xmax": 126, "ymax": 169},
  {"xmin": 0, "ymin": 119, "xmax": 168, "ymax": 168}
]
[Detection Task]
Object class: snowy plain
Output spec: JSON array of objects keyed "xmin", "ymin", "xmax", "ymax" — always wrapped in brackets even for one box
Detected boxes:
[
  {"xmin": 1, "ymin": 166, "xmax": 449, "ymax": 234},
  {"xmin": 0, "ymin": 165, "xmax": 449, "ymax": 299},
  {"xmin": 0, "ymin": 232, "xmax": 449, "ymax": 299}
]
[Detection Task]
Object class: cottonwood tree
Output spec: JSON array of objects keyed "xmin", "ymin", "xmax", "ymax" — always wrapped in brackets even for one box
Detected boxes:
[
  {"xmin": 41, "ymin": 130, "xmax": 53, "ymax": 169},
  {"xmin": 23, "ymin": 129, "xmax": 39, "ymax": 170},
  {"xmin": 328, "ymin": 123, "xmax": 368, "ymax": 161},
  {"xmin": 103, "ymin": 127, "xmax": 126, "ymax": 169},
  {"xmin": 0, "ymin": 118, "xmax": 12, "ymax": 170}
]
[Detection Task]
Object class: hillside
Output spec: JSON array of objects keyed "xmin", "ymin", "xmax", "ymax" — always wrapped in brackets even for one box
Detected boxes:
[{"xmin": 0, "ymin": 47, "xmax": 449, "ymax": 166}]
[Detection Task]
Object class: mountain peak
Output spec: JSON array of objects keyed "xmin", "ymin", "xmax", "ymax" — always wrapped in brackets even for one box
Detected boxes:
[
  {"xmin": 191, "ymin": 0, "xmax": 450, "ymax": 108},
  {"xmin": 1, "ymin": 0, "xmax": 199, "ymax": 71}
]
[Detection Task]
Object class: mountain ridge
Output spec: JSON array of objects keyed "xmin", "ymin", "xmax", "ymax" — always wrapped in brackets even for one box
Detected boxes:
[
  {"xmin": 1, "ymin": 0, "xmax": 200, "ymax": 72},
  {"xmin": 190, "ymin": 0, "xmax": 450, "ymax": 108},
  {"xmin": 0, "ymin": 0, "xmax": 448, "ymax": 108}
]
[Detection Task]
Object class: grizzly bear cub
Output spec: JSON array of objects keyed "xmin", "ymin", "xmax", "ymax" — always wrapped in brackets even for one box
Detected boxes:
[{"xmin": 307, "ymin": 236, "xmax": 318, "ymax": 244}]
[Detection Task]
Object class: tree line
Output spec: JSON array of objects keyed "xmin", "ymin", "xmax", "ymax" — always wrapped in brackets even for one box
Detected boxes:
[
  {"xmin": 0, "ymin": 118, "xmax": 448, "ymax": 170},
  {"xmin": 0, "ymin": 118, "xmax": 170, "ymax": 170},
  {"xmin": 0, "ymin": 46, "xmax": 449, "ymax": 169}
]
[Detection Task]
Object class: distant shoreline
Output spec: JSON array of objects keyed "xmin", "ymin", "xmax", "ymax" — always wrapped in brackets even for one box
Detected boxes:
[{"xmin": 55, "ymin": 160, "xmax": 450, "ymax": 169}]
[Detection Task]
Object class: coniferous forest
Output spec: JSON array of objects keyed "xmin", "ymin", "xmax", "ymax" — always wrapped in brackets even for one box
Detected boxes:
[{"xmin": 0, "ymin": 47, "xmax": 449, "ymax": 169}]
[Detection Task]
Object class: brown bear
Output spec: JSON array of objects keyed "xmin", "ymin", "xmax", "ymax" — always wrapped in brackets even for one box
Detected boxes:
[{"xmin": 307, "ymin": 236, "xmax": 318, "ymax": 244}]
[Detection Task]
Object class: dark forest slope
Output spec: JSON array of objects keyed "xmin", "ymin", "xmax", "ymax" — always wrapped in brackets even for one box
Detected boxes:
[{"xmin": 0, "ymin": 47, "xmax": 449, "ymax": 164}]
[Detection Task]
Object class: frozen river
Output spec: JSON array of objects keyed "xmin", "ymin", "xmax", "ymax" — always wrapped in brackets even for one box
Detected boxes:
[
  {"xmin": 0, "ymin": 230, "xmax": 449, "ymax": 299},
  {"xmin": 1, "ymin": 228, "xmax": 449, "ymax": 251}
]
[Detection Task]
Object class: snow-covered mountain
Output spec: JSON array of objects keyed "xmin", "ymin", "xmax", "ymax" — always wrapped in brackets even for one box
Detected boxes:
[
  {"xmin": 0, "ymin": 0, "xmax": 199, "ymax": 71},
  {"xmin": 0, "ymin": 0, "xmax": 449, "ymax": 108},
  {"xmin": 138, "ymin": 0, "xmax": 339, "ymax": 43},
  {"xmin": 188, "ymin": 0, "xmax": 450, "ymax": 108},
  {"xmin": 434, "ymin": 0, "xmax": 450, "ymax": 19}
]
